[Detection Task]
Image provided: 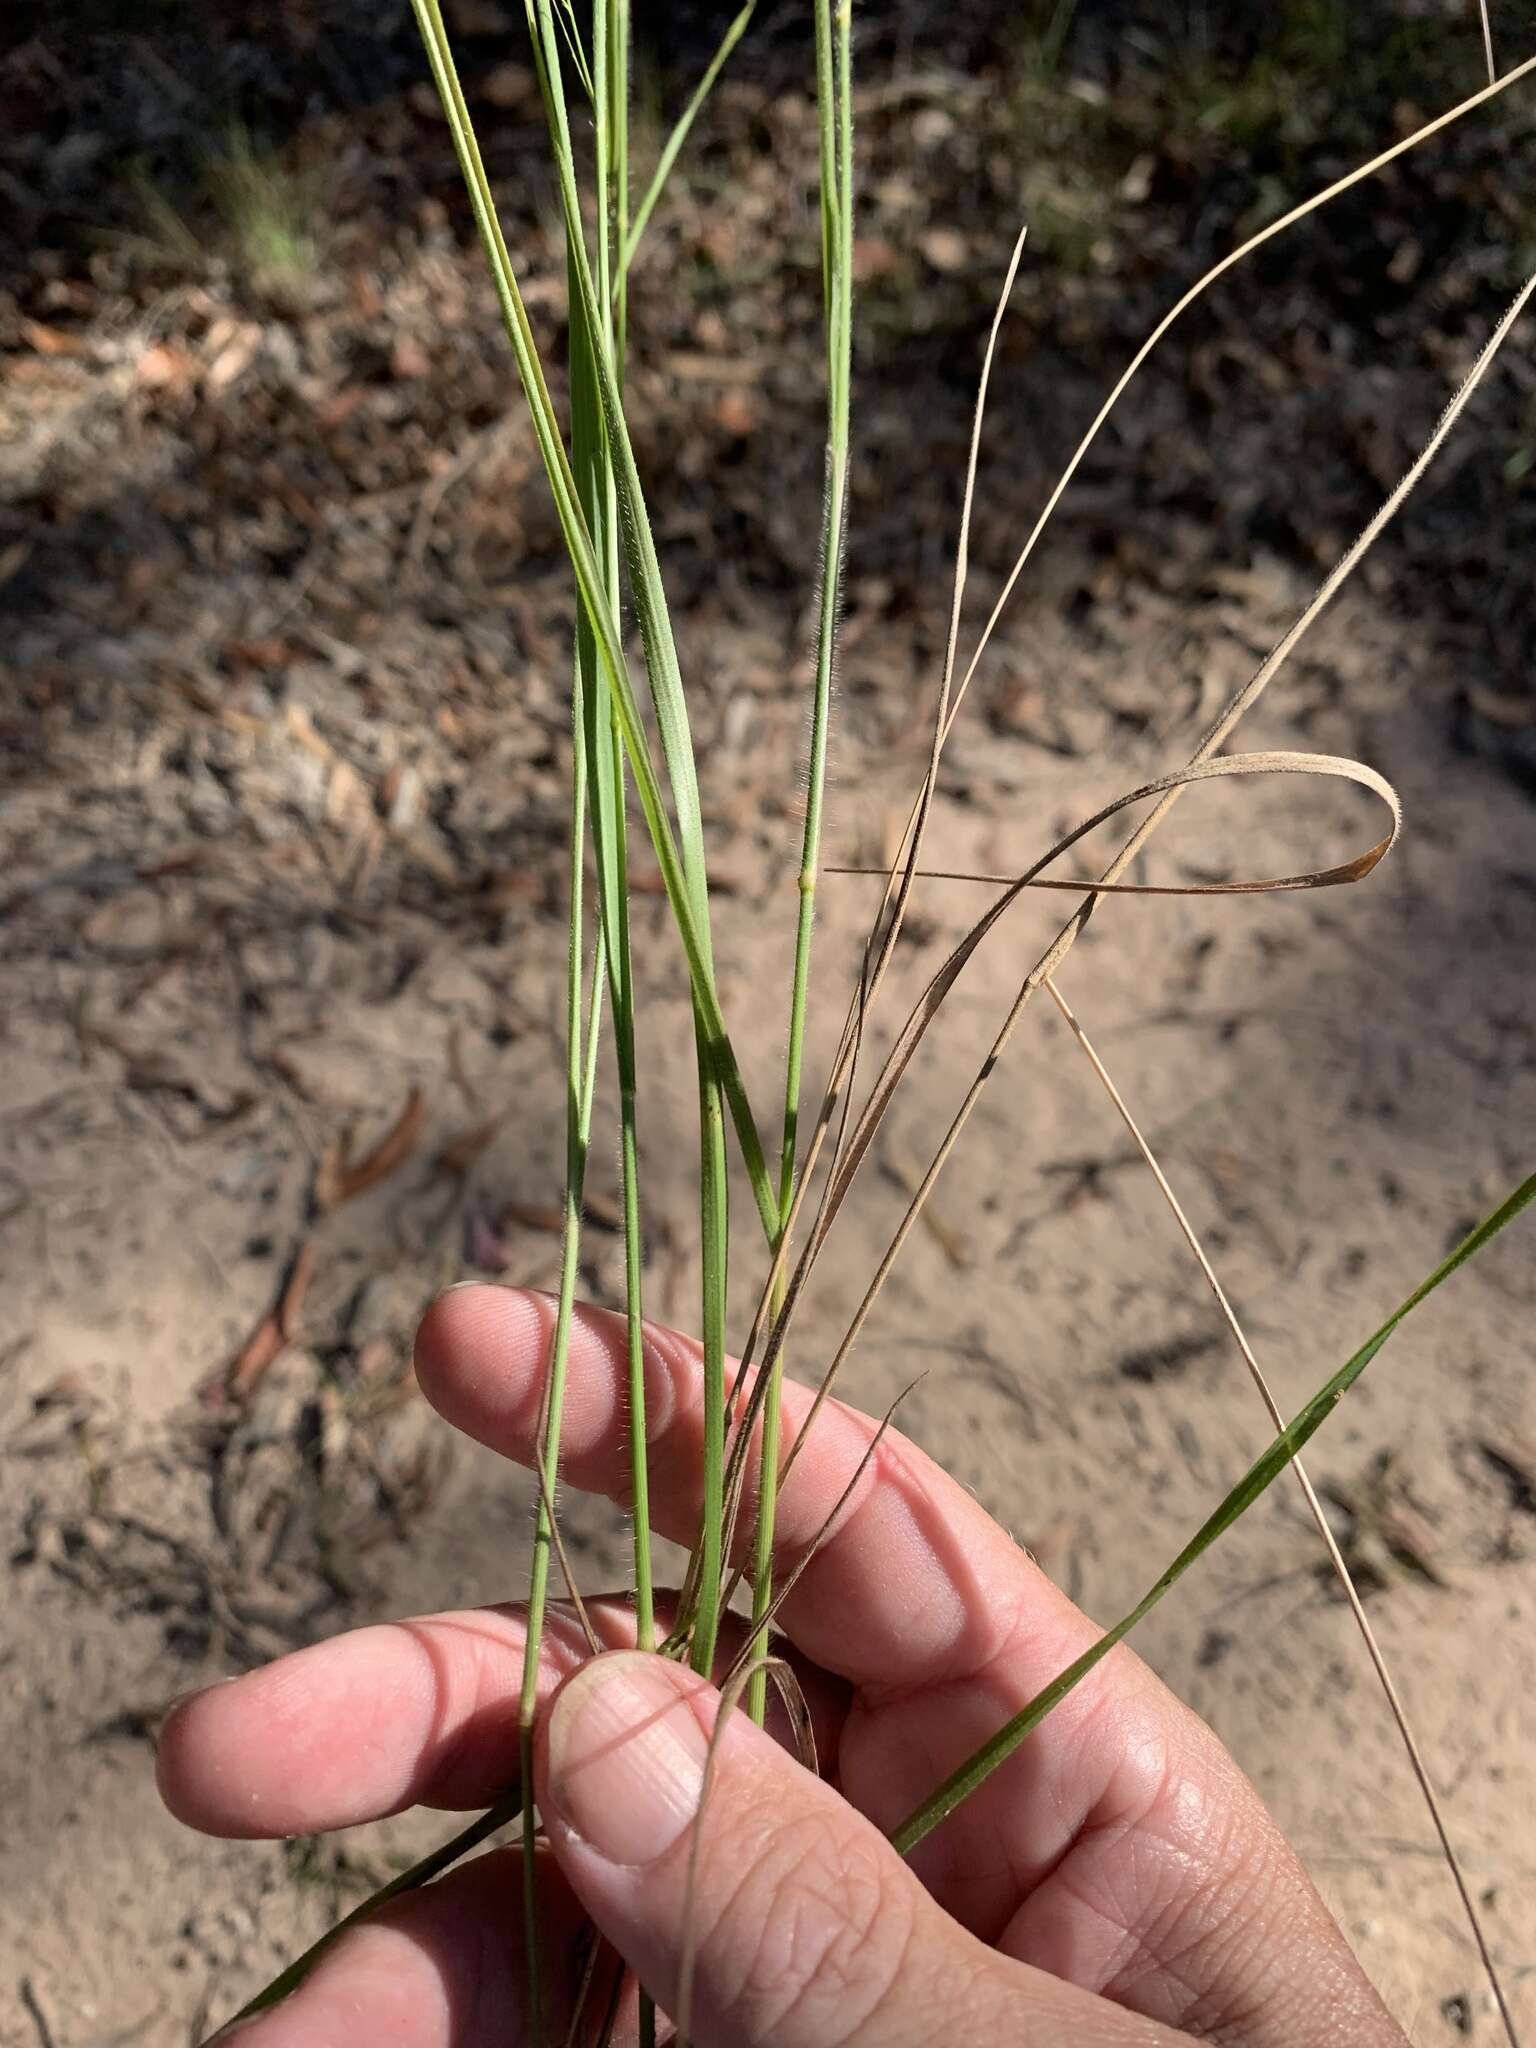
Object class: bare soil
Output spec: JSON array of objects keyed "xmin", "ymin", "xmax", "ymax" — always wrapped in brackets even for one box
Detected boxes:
[{"xmin": 2, "ymin": 5, "xmax": 1534, "ymax": 2042}]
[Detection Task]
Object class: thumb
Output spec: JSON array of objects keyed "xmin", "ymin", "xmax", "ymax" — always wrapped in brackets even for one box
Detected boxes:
[{"xmin": 536, "ymin": 1651, "xmax": 1182, "ymax": 2048}]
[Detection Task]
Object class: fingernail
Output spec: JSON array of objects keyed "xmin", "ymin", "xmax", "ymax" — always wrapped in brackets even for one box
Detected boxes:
[{"xmin": 545, "ymin": 1652, "xmax": 712, "ymax": 1868}]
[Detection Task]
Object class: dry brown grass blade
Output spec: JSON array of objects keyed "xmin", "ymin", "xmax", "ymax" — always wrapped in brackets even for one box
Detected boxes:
[
  {"xmin": 1043, "ymin": 976, "xmax": 1521, "ymax": 2048},
  {"xmin": 705, "ymin": 86, "xmax": 1536, "ymax": 1773},
  {"xmin": 433, "ymin": 1110, "xmax": 509, "ymax": 1179},
  {"xmin": 276, "ymin": 1237, "xmax": 315, "ymax": 1342},
  {"xmin": 719, "ymin": 182, "xmax": 1535, "ymax": 1570},
  {"xmin": 836, "ymin": 750, "xmax": 1398, "ymax": 1204},
  {"xmin": 805, "ymin": 57, "xmax": 1536, "ymax": 1230},
  {"xmin": 719, "ymin": 750, "xmax": 1396, "ymax": 1534},
  {"xmin": 843, "ymin": 223, "xmax": 1030, "ymax": 1023},
  {"xmin": 557, "ymin": 1925, "xmax": 633, "ymax": 2048},
  {"xmin": 829, "ymin": 860, "xmax": 1389, "ymax": 895},
  {"xmin": 779, "ymin": 64, "xmax": 1536, "ymax": 1280},
  {"xmin": 1100, "ymin": 265, "xmax": 1536, "ymax": 895},
  {"xmin": 531, "ymin": 1450, "xmax": 601, "ymax": 1658},
  {"xmin": 559, "ymin": 1923, "xmax": 606, "ymax": 2048},
  {"xmin": 720, "ymin": 744, "xmax": 1395, "ymax": 1543},
  {"xmin": 1478, "ymin": 0, "xmax": 1498, "ymax": 86},
  {"xmin": 711, "ymin": 226, "xmax": 1030, "ymax": 1454}
]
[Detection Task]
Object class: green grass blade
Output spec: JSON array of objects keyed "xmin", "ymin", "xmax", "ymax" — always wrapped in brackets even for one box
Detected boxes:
[
  {"xmin": 611, "ymin": 0, "xmax": 631, "ymax": 364},
  {"xmin": 616, "ymin": 1059, "xmax": 653, "ymax": 1649},
  {"xmin": 689, "ymin": 1028, "xmax": 732, "ymax": 1676},
  {"xmin": 780, "ymin": 0, "xmax": 851, "ymax": 1218},
  {"xmin": 527, "ymin": 0, "xmax": 758, "ymax": 1694},
  {"xmin": 622, "ymin": 1, "xmax": 757, "ymax": 271},
  {"xmin": 527, "ymin": 0, "xmax": 779, "ymax": 1254},
  {"xmin": 210, "ymin": 1792, "xmax": 524, "ymax": 2032},
  {"xmin": 747, "ymin": 0, "xmax": 853, "ymax": 1727},
  {"xmin": 517, "ymin": 657, "xmax": 609, "ymax": 2041},
  {"xmin": 889, "ymin": 1175, "xmax": 1536, "ymax": 1857},
  {"xmin": 411, "ymin": 0, "xmax": 774, "ymax": 1245},
  {"xmin": 582, "ymin": 0, "xmax": 651, "ymax": 1652},
  {"xmin": 552, "ymin": 0, "xmax": 595, "ymax": 100},
  {"xmin": 527, "ymin": 0, "xmax": 709, "ymax": 945}
]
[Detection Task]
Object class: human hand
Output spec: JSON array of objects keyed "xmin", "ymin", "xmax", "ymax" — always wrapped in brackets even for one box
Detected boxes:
[{"xmin": 159, "ymin": 1285, "xmax": 1407, "ymax": 2045}]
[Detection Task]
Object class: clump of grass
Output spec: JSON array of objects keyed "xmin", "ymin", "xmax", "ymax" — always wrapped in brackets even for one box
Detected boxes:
[
  {"xmin": 216, "ymin": 10, "xmax": 1536, "ymax": 2043},
  {"xmin": 207, "ymin": 123, "xmax": 319, "ymax": 290},
  {"xmin": 130, "ymin": 121, "xmax": 320, "ymax": 295},
  {"xmin": 1089, "ymin": 0, "xmax": 1503, "ymax": 195}
]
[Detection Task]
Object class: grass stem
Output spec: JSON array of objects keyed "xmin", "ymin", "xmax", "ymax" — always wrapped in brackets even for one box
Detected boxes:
[
  {"xmin": 517, "ymin": 661, "xmax": 608, "ymax": 2042},
  {"xmin": 747, "ymin": 0, "xmax": 853, "ymax": 1727}
]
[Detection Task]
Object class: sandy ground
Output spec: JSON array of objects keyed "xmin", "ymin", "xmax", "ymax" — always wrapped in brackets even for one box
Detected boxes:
[
  {"xmin": 3, "ymin": 563, "xmax": 1534, "ymax": 2044},
  {"xmin": 4, "ymin": 7, "xmax": 1536, "ymax": 2041}
]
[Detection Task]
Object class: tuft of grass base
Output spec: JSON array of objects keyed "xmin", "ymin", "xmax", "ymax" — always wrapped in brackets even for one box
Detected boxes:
[{"xmin": 127, "ymin": 122, "xmax": 320, "ymax": 297}]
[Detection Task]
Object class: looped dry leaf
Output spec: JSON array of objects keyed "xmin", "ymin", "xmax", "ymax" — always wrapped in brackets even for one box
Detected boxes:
[{"xmin": 756, "ymin": 750, "xmax": 1399, "ymax": 1501}]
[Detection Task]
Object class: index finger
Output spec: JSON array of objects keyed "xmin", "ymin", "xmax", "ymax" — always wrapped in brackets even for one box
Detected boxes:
[{"xmin": 415, "ymin": 1287, "xmax": 1096, "ymax": 1693}]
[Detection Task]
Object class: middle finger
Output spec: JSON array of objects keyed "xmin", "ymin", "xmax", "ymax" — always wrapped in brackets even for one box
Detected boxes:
[{"xmin": 158, "ymin": 1596, "xmax": 847, "ymax": 1841}]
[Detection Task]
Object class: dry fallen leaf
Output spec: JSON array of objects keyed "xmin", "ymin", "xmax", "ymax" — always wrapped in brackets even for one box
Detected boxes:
[
  {"xmin": 222, "ymin": 636, "xmax": 293, "ymax": 673},
  {"xmin": 315, "ymin": 1089, "xmax": 427, "ymax": 1211},
  {"xmin": 286, "ymin": 701, "xmax": 334, "ymax": 761},
  {"xmin": 435, "ymin": 1113, "xmax": 508, "ymax": 1179},
  {"xmin": 851, "ymin": 237, "xmax": 900, "ymax": 283},
  {"xmin": 205, "ymin": 322, "xmax": 261, "ymax": 393},
  {"xmin": 326, "ymin": 757, "xmax": 366, "ymax": 825},
  {"xmin": 481, "ymin": 868, "xmax": 546, "ymax": 910},
  {"xmin": 136, "ymin": 343, "xmax": 195, "ymax": 394},
  {"xmin": 712, "ymin": 388, "xmax": 760, "ymax": 439},
  {"xmin": 664, "ymin": 351, "xmax": 762, "ymax": 386},
  {"xmin": 277, "ymin": 1240, "xmax": 316, "ymax": 1342},
  {"xmin": 497, "ymin": 1189, "xmax": 622, "ymax": 1234},
  {"xmin": 218, "ymin": 1240, "xmax": 315, "ymax": 1402},
  {"xmin": 20, "ymin": 318, "xmax": 88, "ymax": 357},
  {"xmin": 498, "ymin": 1199, "xmax": 564, "ymax": 1235},
  {"xmin": 0, "ymin": 539, "xmax": 32, "ymax": 591}
]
